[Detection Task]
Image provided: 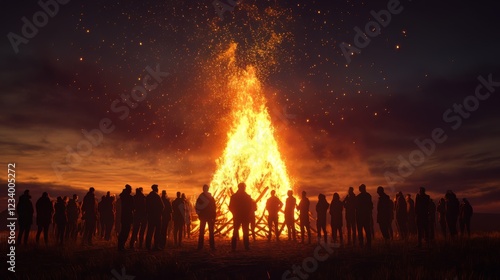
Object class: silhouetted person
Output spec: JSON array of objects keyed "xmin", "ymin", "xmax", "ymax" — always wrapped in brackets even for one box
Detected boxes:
[
  {"xmin": 459, "ymin": 198, "xmax": 473, "ymax": 237},
  {"xmin": 428, "ymin": 199, "xmax": 436, "ymax": 241},
  {"xmin": 172, "ymin": 191, "xmax": 185, "ymax": 247},
  {"xmin": 196, "ymin": 184, "xmax": 216, "ymax": 250},
  {"xmin": 146, "ymin": 184, "xmax": 164, "ymax": 250},
  {"xmin": 356, "ymin": 184, "xmax": 373, "ymax": 248},
  {"xmin": 101, "ymin": 191, "xmax": 115, "ymax": 241},
  {"xmin": 406, "ymin": 194, "xmax": 417, "ymax": 236},
  {"xmin": 285, "ymin": 190, "xmax": 297, "ymax": 241},
  {"xmin": 395, "ymin": 192, "xmax": 408, "ymax": 240},
  {"xmin": 330, "ymin": 192, "xmax": 343, "ymax": 245},
  {"xmin": 343, "ymin": 187, "xmax": 356, "ymax": 245},
  {"xmin": 376, "ymin": 186, "xmax": 393, "ymax": 242},
  {"xmin": 17, "ymin": 190, "xmax": 34, "ymax": 246},
  {"xmin": 266, "ymin": 190, "xmax": 283, "ymax": 242},
  {"xmin": 115, "ymin": 196, "xmax": 121, "ymax": 238},
  {"xmin": 159, "ymin": 190, "xmax": 172, "ymax": 250},
  {"xmin": 130, "ymin": 187, "xmax": 147, "ymax": 249},
  {"xmin": 54, "ymin": 196, "xmax": 67, "ymax": 245},
  {"xmin": 98, "ymin": 195, "xmax": 106, "ymax": 239},
  {"xmin": 415, "ymin": 187, "xmax": 430, "ymax": 247},
  {"xmin": 250, "ymin": 199, "xmax": 257, "ymax": 242},
  {"xmin": 229, "ymin": 182, "xmax": 254, "ymax": 251},
  {"xmin": 316, "ymin": 193, "xmax": 329, "ymax": 243},
  {"xmin": 436, "ymin": 198, "xmax": 447, "ymax": 238},
  {"xmin": 36, "ymin": 192, "xmax": 53, "ymax": 245},
  {"xmin": 82, "ymin": 187, "xmax": 97, "ymax": 246},
  {"xmin": 298, "ymin": 191, "xmax": 311, "ymax": 244},
  {"xmin": 118, "ymin": 184, "xmax": 134, "ymax": 251},
  {"xmin": 52, "ymin": 201, "xmax": 57, "ymax": 237},
  {"xmin": 182, "ymin": 193, "xmax": 192, "ymax": 239},
  {"xmin": 390, "ymin": 195, "xmax": 397, "ymax": 240},
  {"xmin": 66, "ymin": 194, "xmax": 80, "ymax": 241},
  {"xmin": 370, "ymin": 215, "xmax": 375, "ymax": 240},
  {"xmin": 445, "ymin": 190, "xmax": 459, "ymax": 237}
]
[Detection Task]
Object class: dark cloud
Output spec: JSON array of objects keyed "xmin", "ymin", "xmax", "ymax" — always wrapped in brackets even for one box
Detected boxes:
[{"xmin": 1, "ymin": 0, "xmax": 500, "ymax": 214}]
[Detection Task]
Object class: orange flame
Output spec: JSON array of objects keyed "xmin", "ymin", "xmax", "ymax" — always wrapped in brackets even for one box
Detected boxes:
[{"xmin": 210, "ymin": 43, "xmax": 293, "ymax": 235}]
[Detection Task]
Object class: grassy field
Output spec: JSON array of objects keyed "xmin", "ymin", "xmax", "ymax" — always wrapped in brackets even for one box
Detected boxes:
[{"xmin": 2, "ymin": 232, "xmax": 500, "ymax": 279}]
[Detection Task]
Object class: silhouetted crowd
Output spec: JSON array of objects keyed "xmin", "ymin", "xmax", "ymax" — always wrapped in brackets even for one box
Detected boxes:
[
  {"xmin": 15, "ymin": 183, "xmax": 474, "ymax": 251},
  {"xmin": 15, "ymin": 185, "xmax": 193, "ymax": 251}
]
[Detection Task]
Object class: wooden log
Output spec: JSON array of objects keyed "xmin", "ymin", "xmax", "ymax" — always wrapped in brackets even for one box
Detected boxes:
[{"xmin": 255, "ymin": 186, "xmax": 269, "ymax": 203}]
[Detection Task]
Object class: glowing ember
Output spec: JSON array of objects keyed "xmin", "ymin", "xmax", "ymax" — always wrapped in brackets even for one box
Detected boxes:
[{"xmin": 210, "ymin": 43, "xmax": 293, "ymax": 237}]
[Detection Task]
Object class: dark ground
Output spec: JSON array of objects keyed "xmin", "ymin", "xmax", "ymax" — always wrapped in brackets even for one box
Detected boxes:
[{"xmin": 2, "ymin": 231, "xmax": 500, "ymax": 280}]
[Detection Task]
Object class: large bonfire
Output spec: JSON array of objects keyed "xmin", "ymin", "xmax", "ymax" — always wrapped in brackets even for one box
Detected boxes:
[{"xmin": 209, "ymin": 43, "xmax": 294, "ymax": 237}]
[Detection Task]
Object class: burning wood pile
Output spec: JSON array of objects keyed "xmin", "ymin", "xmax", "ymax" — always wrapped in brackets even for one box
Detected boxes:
[{"xmin": 187, "ymin": 44, "xmax": 316, "ymax": 240}]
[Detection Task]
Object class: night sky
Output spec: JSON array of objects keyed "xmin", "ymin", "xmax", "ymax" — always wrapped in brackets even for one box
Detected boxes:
[{"xmin": 1, "ymin": 0, "xmax": 500, "ymax": 213}]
